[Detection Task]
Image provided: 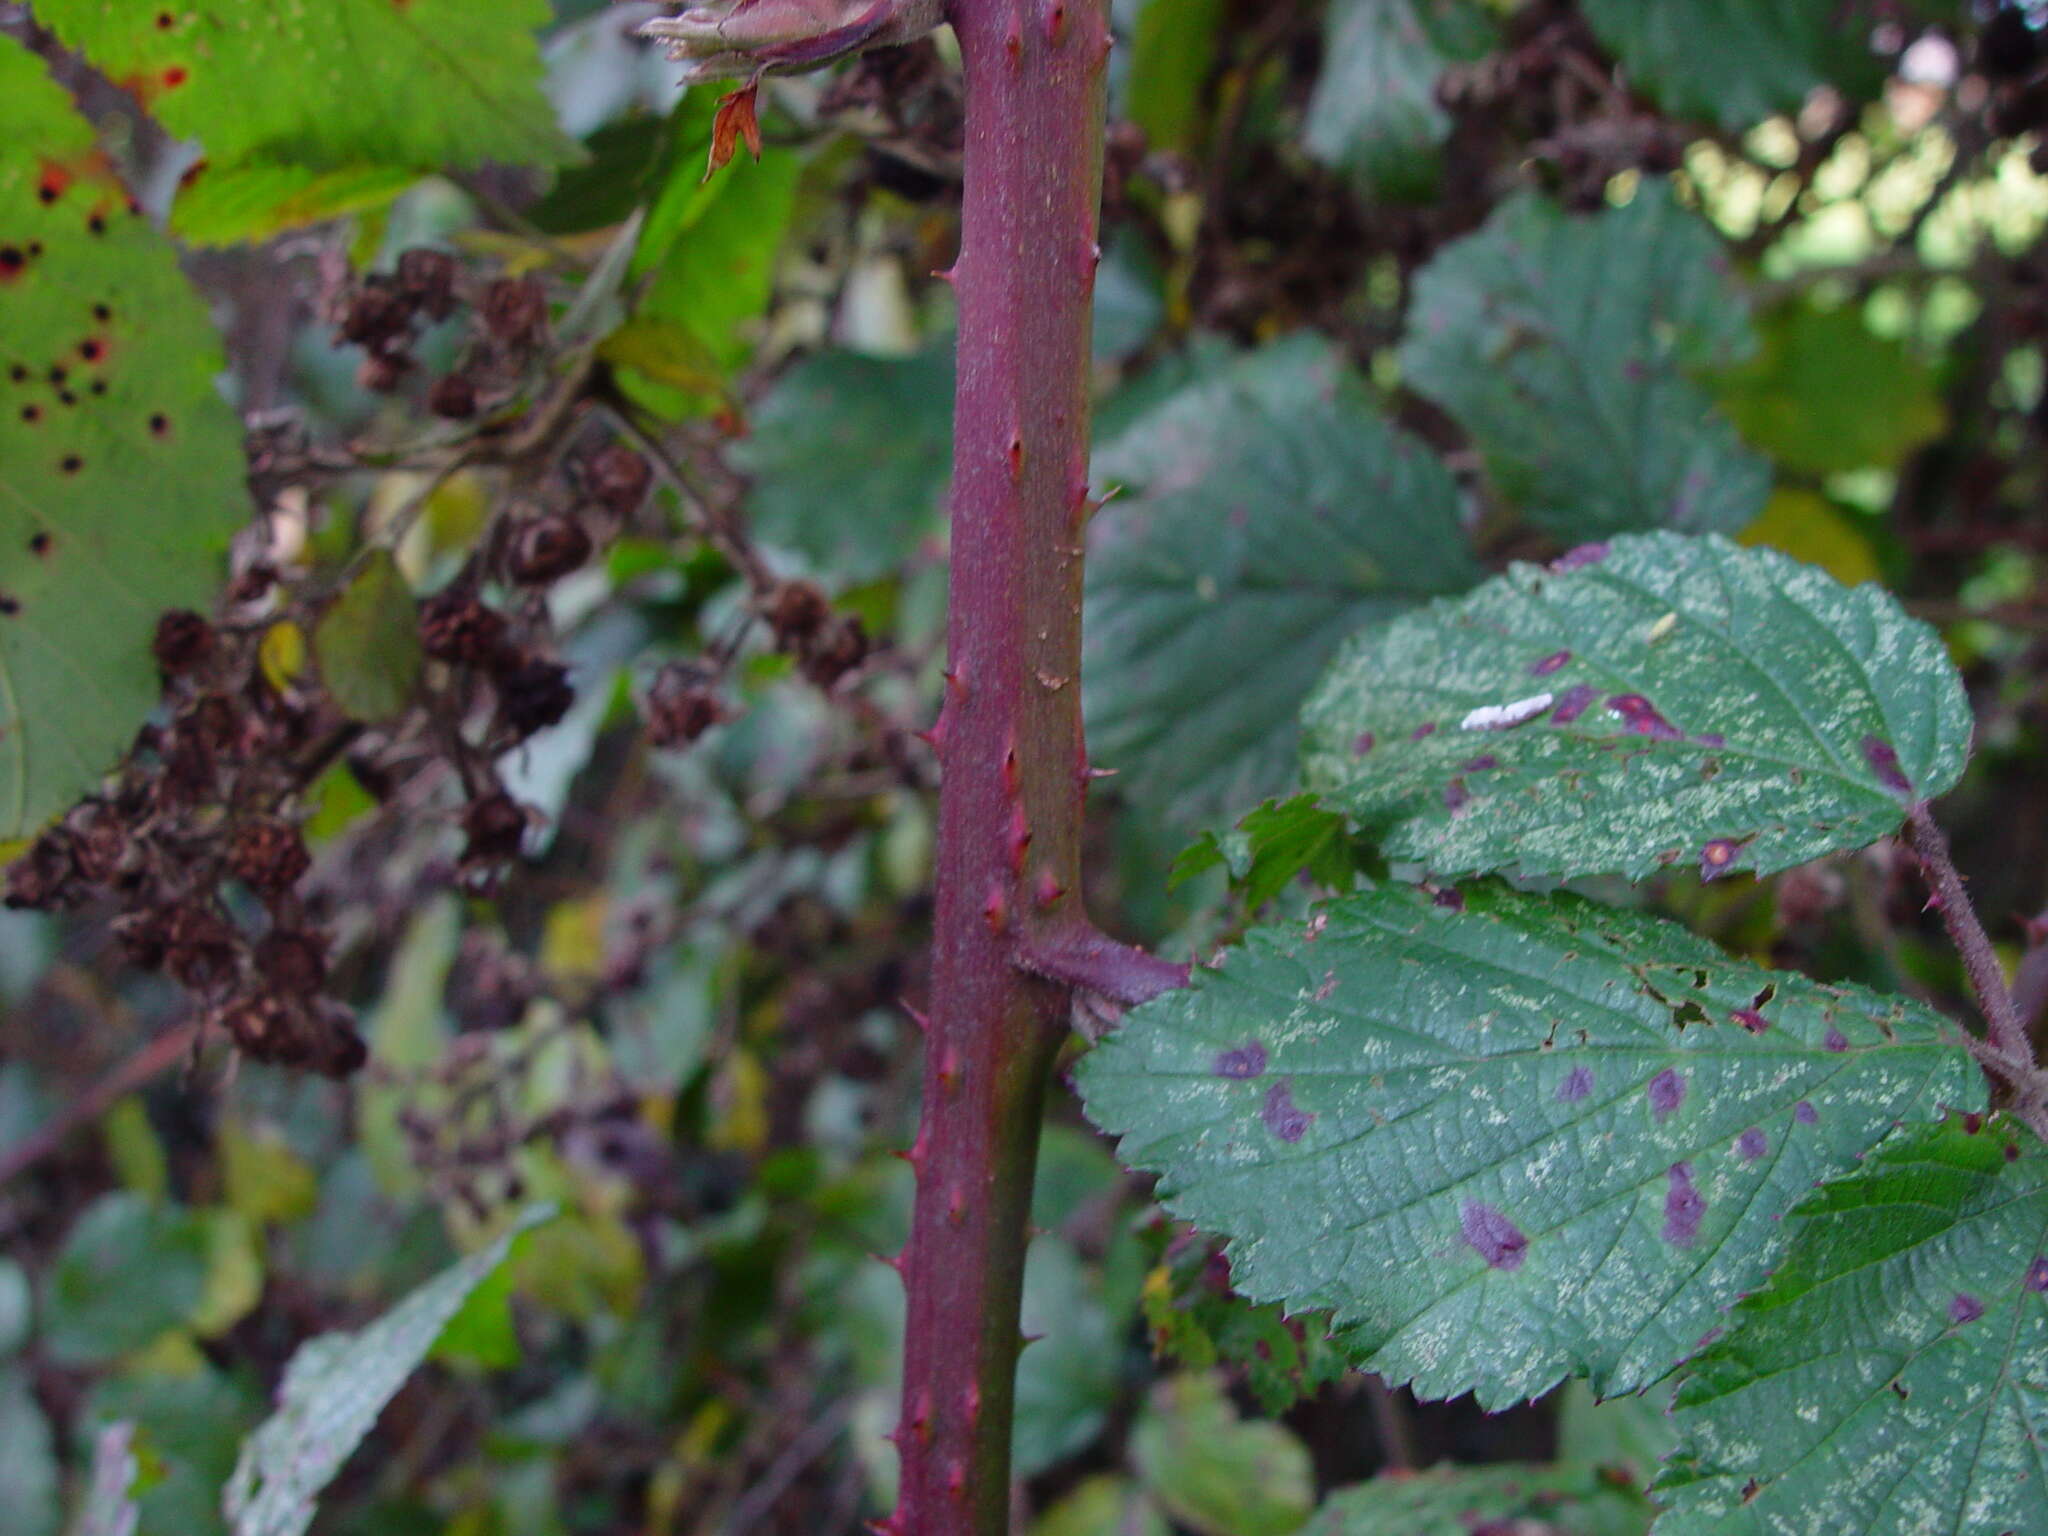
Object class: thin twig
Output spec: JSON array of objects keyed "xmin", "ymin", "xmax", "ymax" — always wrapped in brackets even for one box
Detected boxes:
[{"xmin": 0, "ymin": 1021, "xmax": 204, "ymax": 1188}]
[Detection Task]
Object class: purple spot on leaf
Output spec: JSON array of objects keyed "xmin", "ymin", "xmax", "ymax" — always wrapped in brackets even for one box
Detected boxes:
[
  {"xmin": 1551, "ymin": 684, "xmax": 1599, "ymax": 724},
  {"xmin": 1862, "ymin": 735, "xmax": 1913, "ymax": 796},
  {"xmin": 1558, "ymin": 1065, "xmax": 1594, "ymax": 1103},
  {"xmin": 1663, "ymin": 1163, "xmax": 1706, "ymax": 1246},
  {"xmin": 1463, "ymin": 754, "xmax": 1499, "ymax": 772},
  {"xmin": 1609, "ymin": 694, "xmax": 1685, "ymax": 742},
  {"xmin": 1795, "ymin": 1100, "xmax": 1818, "ymax": 1124},
  {"xmin": 1433, "ymin": 886, "xmax": 1466, "ymax": 912},
  {"xmin": 1261, "ymin": 1080, "xmax": 1313, "ymax": 1142},
  {"xmin": 1411, "ymin": 722, "xmax": 1437, "ymax": 741},
  {"xmin": 1824, "ymin": 1026, "xmax": 1849, "ymax": 1053},
  {"xmin": 1531, "ymin": 649, "xmax": 1572, "ymax": 677},
  {"xmin": 1695, "ymin": 732, "xmax": 1726, "ymax": 747},
  {"xmin": 1737, "ymin": 1127, "xmax": 1768, "ymax": 1162},
  {"xmin": 1214, "ymin": 1041, "xmax": 1267, "ymax": 1080},
  {"xmin": 1731, "ymin": 1008, "xmax": 1769, "ymax": 1035},
  {"xmin": 1460, "ymin": 1201, "xmax": 1528, "ymax": 1271},
  {"xmin": 1444, "ymin": 777, "xmax": 1470, "ymax": 811},
  {"xmin": 1700, "ymin": 839, "xmax": 1741, "ymax": 881},
  {"xmin": 1648, "ymin": 1068, "xmax": 1687, "ymax": 1119},
  {"xmin": 1552, "ymin": 542, "xmax": 1610, "ymax": 572},
  {"xmin": 1352, "ymin": 731, "xmax": 1376, "ymax": 756},
  {"xmin": 2027, "ymin": 1258, "xmax": 2048, "ymax": 1293},
  {"xmin": 1949, "ymin": 1292, "xmax": 1984, "ymax": 1324}
]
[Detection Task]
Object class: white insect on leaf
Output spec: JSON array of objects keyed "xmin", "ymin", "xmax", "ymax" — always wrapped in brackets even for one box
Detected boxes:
[{"xmin": 1460, "ymin": 693, "xmax": 1554, "ymax": 731}]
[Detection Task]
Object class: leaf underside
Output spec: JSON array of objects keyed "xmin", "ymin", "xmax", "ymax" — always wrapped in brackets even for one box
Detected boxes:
[
  {"xmin": 1300, "ymin": 531, "xmax": 1971, "ymax": 884},
  {"xmin": 1077, "ymin": 882, "xmax": 1981, "ymax": 1407},
  {"xmin": 1658, "ymin": 1117, "xmax": 2048, "ymax": 1536},
  {"xmin": 1085, "ymin": 335, "xmax": 1481, "ymax": 828},
  {"xmin": 0, "ymin": 39, "xmax": 246, "ymax": 838},
  {"xmin": 1398, "ymin": 182, "xmax": 1768, "ymax": 542}
]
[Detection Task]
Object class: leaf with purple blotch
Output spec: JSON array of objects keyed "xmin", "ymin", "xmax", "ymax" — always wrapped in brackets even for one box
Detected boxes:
[
  {"xmin": 1658, "ymin": 1116, "xmax": 2048, "ymax": 1536},
  {"xmin": 1077, "ymin": 882, "xmax": 1980, "ymax": 1408},
  {"xmin": 1301, "ymin": 532, "xmax": 1970, "ymax": 884}
]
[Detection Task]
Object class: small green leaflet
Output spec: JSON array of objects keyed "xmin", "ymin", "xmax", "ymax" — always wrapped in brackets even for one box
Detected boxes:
[
  {"xmin": 314, "ymin": 552, "xmax": 422, "ymax": 723},
  {"xmin": 1306, "ymin": 1463, "xmax": 1654, "ymax": 1536},
  {"xmin": 224, "ymin": 1206, "xmax": 553, "ymax": 1536},
  {"xmin": 1658, "ymin": 1116, "xmax": 2048, "ymax": 1536},
  {"xmin": 1077, "ymin": 883, "xmax": 1981, "ymax": 1408},
  {"xmin": 1171, "ymin": 793, "xmax": 1356, "ymax": 915},
  {"xmin": 1303, "ymin": 0, "xmax": 1495, "ymax": 202},
  {"xmin": 1130, "ymin": 1373, "xmax": 1315, "ymax": 1536},
  {"xmin": 0, "ymin": 38, "xmax": 245, "ymax": 839},
  {"xmin": 1398, "ymin": 182, "xmax": 1767, "ymax": 542},
  {"xmin": 1300, "ymin": 533, "xmax": 1971, "ymax": 883},
  {"xmin": 36, "ymin": 0, "xmax": 576, "ymax": 244},
  {"xmin": 1085, "ymin": 335, "xmax": 1480, "ymax": 828}
]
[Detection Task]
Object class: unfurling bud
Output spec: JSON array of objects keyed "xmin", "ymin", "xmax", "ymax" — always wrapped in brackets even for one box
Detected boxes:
[{"xmin": 638, "ymin": 0, "xmax": 945, "ymax": 83}]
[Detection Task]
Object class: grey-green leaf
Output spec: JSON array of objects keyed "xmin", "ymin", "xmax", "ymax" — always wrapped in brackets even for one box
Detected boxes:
[
  {"xmin": 1658, "ymin": 1116, "xmax": 2048, "ymax": 1536},
  {"xmin": 1300, "ymin": 532, "xmax": 1970, "ymax": 883},
  {"xmin": 0, "ymin": 1367, "xmax": 60, "ymax": 1536},
  {"xmin": 1307, "ymin": 1463, "xmax": 1654, "ymax": 1536},
  {"xmin": 1304, "ymin": 0, "xmax": 1494, "ymax": 202},
  {"xmin": 224, "ymin": 1206, "xmax": 551, "ymax": 1536},
  {"xmin": 1398, "ymin": 183, "xmax": 1767, "ymax": 542},
  {"xmin": 314, "ymin": 552, "xmax": 422, "ymax": 723},
  {"xmin": 1086, "ymin": 335, "xmax": 1481, "ymax": 828},
  {"xmin": 1130, "ymin": 1372, "xmax": 1315, "ymax": 1536},
  {"xmin": 1077, "ymin": 883, "xmax": 1981, "ymax": 1408},
  {"xmin": 41, "ymin": 1193, "xmax": 211, "ymax": 1366}
]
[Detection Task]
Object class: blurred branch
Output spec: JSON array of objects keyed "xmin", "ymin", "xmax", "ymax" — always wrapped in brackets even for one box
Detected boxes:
[{"xmin": 0, "ymin": 1021, "xmax": 203, "ymax": 1188}]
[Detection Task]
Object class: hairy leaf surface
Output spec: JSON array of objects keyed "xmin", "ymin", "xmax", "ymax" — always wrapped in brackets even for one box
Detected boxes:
[
  {"xmin": 1658, "ymin": 1117, "xmax": 2048, "ymax": 1536},
  {"xmin": 1300, "ymin": 533, "xmax": 1970, "ymax": 883},
  {"xmin": 1399, "ymin": 184, "xmax": 1767, "ymax": 541},
  {"xmin": 0, "ymin": 40, "xmax": 246, "ymax": 838},
  {"xmin": 1078, "ymin": 883, "xmax": 1981, "ymax": 1406},
  {"xmin": 1086, "ymin": 336, "xmax": 1480, "ymax": 827},
  {"xmin": 38, "ymin": 0, "xmax": 575, "ymax": 242}
]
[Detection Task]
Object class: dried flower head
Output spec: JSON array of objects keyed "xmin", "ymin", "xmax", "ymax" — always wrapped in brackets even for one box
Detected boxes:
[{"xmin": 638, "ymin": 0, "xmax": 944, "ymax": 82}]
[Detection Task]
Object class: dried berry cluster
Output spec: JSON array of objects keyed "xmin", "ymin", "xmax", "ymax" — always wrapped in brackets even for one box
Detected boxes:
[
  {"xmin": 5, "ymin": 604, "xmax": 366, "ymax": 1076},
  {"xmin": 329, "ymin": 245, "xmax": 552, "ymax": 413}
]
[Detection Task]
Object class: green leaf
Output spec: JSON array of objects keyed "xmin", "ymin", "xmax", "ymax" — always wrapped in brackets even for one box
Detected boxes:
[
  {"xmin": 0, "ymin": 1257, "xmax": 31, "ymax": 1357},
  {"xmin": 1307, "ymin": 1463, "xmax": 1655, "ymax": 1536},
  {"xmin": 0, "ymin": 39, "xmax": 246, "ymax": 839},
  {"xmin": 1659, "ymin": 1116, "xmax": 2048, "ymax": 1536},
  {"xmin": 1086, "ymin": 336, "xmax": 1482, "ymax": 827},
  {"xmin": 36, "ymin": 0, "xmax": 576, "ymax": 244},
  {"xmin": 314, "ymin": 552, "xmax": 422, "ymax": 723},
  {"xmin": 735, "ymin": 344, "xmax": 954, "ymax": 579},
  {"xmin": 90, "ymin": 1367, "xmax": 259, "ymax": 1536},
  {"xmin": 1557, "ymin": 1380, "xmax": 1677, "ymax": 1493},
  {"xmin": 1578, "ymin": 0, "xmax": 1902, "ymax": 133},
  {"xmin": 1172, "ymin": 794, "xmax": 1356, "ymax": 915},
  {"xmin": 1304, "ymin": 0, "xmax": 1494, "ymax": 202},
  {"xmin": 1033, "ymin": 1476, "xmax": 1171, "ymax": 1536},
  {"xmin": 1126, "ymin": 0, "xmax": 1226, "ymax": 151},
  {"xmin": 224, "ymin": 1206, "xmax": 554, "ymax": 1536},
  {"xmin": 1077, "ymin": 882, "xmax": 1981, "ymax": 1407},
  {"xmin": 1399, "ymin": 183, "xmax": 1767, "ymax": 542},
  {"xmin": 1140, "ymin": 1236, "xmax": 1348, "ymax": 1415},
  {"xmin": 1015, "ymin": 1235, "xmax": 1122, "ymax": 1478},
  {"xmin": 1131, "ymin": 1373, "xmax": 1315, "ymax": 1536},
  {"xmin": 0, "ymin": 1366, "xmax": 60, "ymax": 1536},
  {"xmin": 1300, "ymin": 532, "xmax": 1970, "ymax": 884},
  {"xmin": 42, "ymin": 1193, "xmax": 212, "ymax": 1366},
  {"xmin": 1713, "ymin": 304, "xmax": 1947, "ymax": 476}
]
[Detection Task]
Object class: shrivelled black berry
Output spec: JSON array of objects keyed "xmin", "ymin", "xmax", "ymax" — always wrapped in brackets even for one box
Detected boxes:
[
  {"xmin": 395, "ymin": 247, "xmax": 460, "ymax": 321},
  {"xmin": 463, "ymin": 791, "xmax": 530, "ymax": 861},
  {"xmin": 152, "ymin": 609, "xmax": 215, "ymax": 676},
  {"xmin": 427, "ymin": 373, "xmax": 479, "ymax": 420},
  {"xmin": 336, "ymin": 279, "xmax": 411, "ymax": 351},
  {"xmin": 481, "ymin": 276, "xmax": 548, "ymax": 349},
  {"xmin": 583, "ymin": 444, "xmax": 652, "ymax": 517},
  {"xmin": 801, "ymin": 615, "xmax": 870, "ymax": 690},
  {"xmin": 3, "ymin": 829, "xmax": 85, "ymax": 911},
  {"xmin": 506, "ymin": 514, "xmax": 593, "ymax": 585},
  {"xmin": 228, "ymin": 818, "xmax": 311, "ymax": 895},
  {"xmin": 495, "ymin": 654, "xmax": 575, "ymax": 738},
  {"xmin": 644, "ymin": 663, "xmax": 730, "ymax": 749},
  {"xmin": 163, "ymin": 904, "xmax": 241, "ymax": 991},
  {"xmin": 418, "ymin": 587, "xmax": 509, "ymax": 665},
  {"xmin": 765, "ymin": 580, "xmax": 830, "ymax": 649},
  {"xmin": 254, "ymin": 927, "xmax": 328, "ymax": 992}
]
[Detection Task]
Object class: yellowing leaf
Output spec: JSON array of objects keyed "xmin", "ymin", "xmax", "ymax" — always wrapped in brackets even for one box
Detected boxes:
[
  {"xmin": 1739, "ymin": 488, "xmax": 1881, "ymax": 588},
  {"xmin": 258, "ymin": 621, "xmax": 308, "ymax": 693}
]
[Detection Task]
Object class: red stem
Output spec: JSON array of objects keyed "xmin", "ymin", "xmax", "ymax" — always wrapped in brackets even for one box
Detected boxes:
[{"xmin": 881, "ymin": 2, "xmax": 1110, "ymax": 1531}]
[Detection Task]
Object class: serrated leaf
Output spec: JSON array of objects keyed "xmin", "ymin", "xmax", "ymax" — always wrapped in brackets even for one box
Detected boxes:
[
  {"xmin": 1306, "ymin": 1463, "xmax": 1654, "ymax": 1536},
  {"xmin": 735, "ymin": 343, "xmax": 954, "ymax": 578},
  {"xmin": 1172, "ymin": 794, "xmax": 1355, "ymax": 915},
  {"xmin": 1713, "ymin": 304, "xmax": 1947, "ymax": 476},
  {"xmin": 41, "ymin": 1193, "xmax": 212, "ymax": 1367},
  {"xmin": 1304, "ymin": 0, "xmax": 1494, "ymax": 202},
  {"xmin": 0, "ymin": 39, "xmax": 245, "ymax": 839},
  {"xmin": 1086, "ymin": 336, "xmax": 1482, "ymax": 828},
  {"xmin": 1578, "ymin": 0, "xmax": 1905, "ymax": 133},
  {"xmin": 1658, "ymin": 1116, "xmax": 2048, "ymax": 1536},
  {"xmin": 1399, "ymin": 183, "xmax": 1767, "ymax": 542},
  {"xmin": 314, "ymin": 552, "xmax": 422, "ymax": 723},
  {"xmin": 1130, "ymin": 1373, "xmax": 1315, "ymax": 1536},
  {"xmin": 1078, "ymin": 883, "xmax": 1982, "ymax": 1407},
  {"xmin": 1300, "ymin": 532, "xmax": 1970, "ymax": 883},
  {"xmin": 1141, "ymin": 1238, "xmax": 1348, "ymax": 1415},
  {"xmin": 37, "ymin": 1, "xmax": 576, "ymax": 244},
  {"xmin": 224, "ymin": 1206, "xmax": 553, "ymax": 1536}
]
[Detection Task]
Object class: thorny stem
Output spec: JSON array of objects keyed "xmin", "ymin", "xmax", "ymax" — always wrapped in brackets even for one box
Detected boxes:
[
  {"xmin": 880, "ymin": 1, "xmax": 1114, "ymax": 1530},
  {"xmin": 1903, "ymin": 805, "xmax": 2048, "ymax": 1132}
]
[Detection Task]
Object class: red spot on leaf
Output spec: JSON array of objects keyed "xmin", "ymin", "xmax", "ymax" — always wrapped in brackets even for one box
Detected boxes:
[
  {"xmin": 1351, "ymin": 730, "xmax": 1375, "ymax": 756},
  {"xmin": 1699, "ymin": 839, "xmax": 1740, "ymax": 880},
  {"xmin": 1663, "ymin": 1163, "xmax": 1705, "ymax": 1246},
  {"xmin": 1550, "ymin": 684, "xmax": 1598, "ymax": 724},
  {"xmin": 1949, "ymin": 1292, "xmax": 1984, "ymax": 1324},
  {"xmin": 1260, "ymin": 1080, "xmax": 1312, "ymax": 1142},
  {"xmin": 1213, "ymin": 1041, "xmax": 1267, "ymax": 1080},
  {"xmin": 1460, "ymin": 1202, "xmax": 1527, "ymax": 1270},
  {"xmin": 1730, "ymin": 1008, "xmax": 1768, "ymax": 1034},
  {"xmin": 1647, "ymin": 1068, "xmax": 1686, "ymax": 1119},
  {"xmin": 1823, "ymin": 1026, "xmax": 1849, "ymax": 1052},
  {"xmin": 1531, "ymin": 649, "xmax": 1572, "ymax": 676},
  {"xmin": 1862, "ymin": 735, "xmax": 1912, "ymax": 796},
  {"xmin": 1737, "ymin": 1127, "xmax": 1767, "ymax": 1162},
  {"xmin": 1551, "ymin": 542, "xmax": 1609, "ymax": 572},
  {"xmin": 1795, "ymin": 1100, "xmax": 1818, "ymax": 1124},
  {"xmin": 1557, "ymin": 1065, "xmax": 1593, "ymax": 1103},
  {"xmin": 1608, "ymin": 694, "xmax": 1684, "ymax": 742}
]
